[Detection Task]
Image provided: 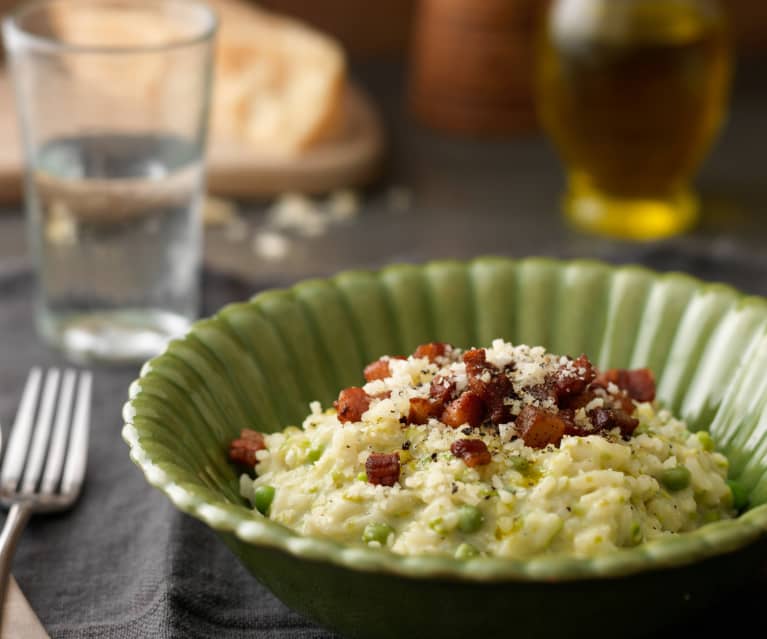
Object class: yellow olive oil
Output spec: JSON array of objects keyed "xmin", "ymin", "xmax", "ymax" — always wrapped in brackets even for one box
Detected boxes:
[{"xmin": 536, "ymin": 0, "xmax": 732, "ymax": 239}]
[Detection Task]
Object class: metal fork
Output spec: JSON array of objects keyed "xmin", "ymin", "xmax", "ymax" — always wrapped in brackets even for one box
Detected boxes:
[{"xmin": 0, "ymin": 368, "xmax": 92, "ymax": 623}]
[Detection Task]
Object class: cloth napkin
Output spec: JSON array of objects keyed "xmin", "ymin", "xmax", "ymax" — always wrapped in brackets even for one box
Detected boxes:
[{"xmin": 1, "ymin": 253, "xmax": 766, "ymax": 638}]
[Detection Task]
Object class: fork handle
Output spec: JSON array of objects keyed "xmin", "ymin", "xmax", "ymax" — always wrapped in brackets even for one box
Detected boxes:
[{"xmin": 0, "ymin": 503, "xmax": 32, "ymax": 625}]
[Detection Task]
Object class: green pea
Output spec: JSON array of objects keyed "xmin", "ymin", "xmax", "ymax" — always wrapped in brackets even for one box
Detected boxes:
[
  {"xmin": 478, "ymin": 487, "xmax": 497, "ymax": 499},
  {"xmin": 253, "ymin": 485, "xmax": 275, "ymax": 515},
  {"xmin": 727, "ymin": 479, "xmax": 749, "ymax": 512},
  {"xmin": 454, "ymin": 543, "xmax": 478, "ymax": 560},
  {"xmin": 633, "ymin": 423, "xmax": 651, "ymax": 436},
  {"xmin": 659, "ymin": 466, "xmax": 691, "ymax": 492},
  {"xmin": 307, "ymin": 445, "xmax": 324, "ymax": 463},
  {"xmin": 702, "ymin": 510, "xmax": 721, "ymax": 524},
  {"xmin": 362, "ymin": 522, "xmax": 394, "ymax": 545},
  {"xmin": 509, "ymin": 456, "xmax": 530, "ymax": 473},
  {"xmin": 696, "ymin": 431, "xmax": 715, "ymax": 452},
  {"xmin": 429, "ymin": 517, "xmax": 448, "ymax": 536},
  {"xmin": 457, "ymin": 505, "xmax": 484, "ymax": 533}
]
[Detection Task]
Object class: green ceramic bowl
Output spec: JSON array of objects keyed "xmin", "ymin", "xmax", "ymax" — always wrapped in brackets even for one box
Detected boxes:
[{"xmin": 122, "ymin": 257, "xmax": 767, "ymax": 638}]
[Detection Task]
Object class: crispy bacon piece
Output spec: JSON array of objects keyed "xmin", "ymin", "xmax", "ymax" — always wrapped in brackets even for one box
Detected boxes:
[
  {"xmin": 527, "ymin": 380, "xmax": 556, "ymax": 404},
  {"xmin": 588, "ymin": 407, "xmax": 639, "ymax": 438},
  {"xmin": 414, "ymin": 342, "xmax": 452, "ymax": 362},
  {"xmin": 240, "ymin": 428, "xmax": 264, "ymax": 444},
  {"xmin": 625, "ymin": 369, "xmax": 655, "ymax": 402},
  {"xmin": 334, "ymin": 387, "xmax": 370, "ymax": 423},
  {"xmin": 557, "ymin": 408, "xmax": 589, "ymax": 437},
  {"xmin": 463, "ymin": 348, "xmax": 513, "ymax": 424},
  {"xmin": 408, "ymin": 397, "xmax": 440, "ymax": 425},
  {"xmin": 441, "ymin": 391, "xmax": 485, "ymax": 428},
  {"xmin": 363, "ymin": 355, "xmax": 406, "ymax": 382},
  {"xmin": 516, "ymin": 406, "xmax": 566, "ymax": 448},
  {"xmin": 559, "ymin": 388, "xmax": 596, "ymax": 411},
  {"xmin": 364, "ymin": 357, "xmax": 391, "ymax": 382},
  {"xmin": 365, "ymin": 452, "xmax": 400, "ymax": 486},
  {"xmin": 594, "ymin": 368, "xmax": 656, "ymax": 403},
  {"xmin": 429, "ymin": 375, "xmax": 456, "ymax": 406},
  {"xmin": 463, "ymin": 348, "xmax": 488, "ymax": 377},
  {"xmin": 610, "ymin": 391, "xmax": 635, "ymax": 415},
  {"xmin": 560, "ymin": 387, "xmax": 632, "ymax": 417},
  {"xmin": 450, "ymin": 438, "xmax": 492, "ymax": 467},
  {"xmin": 228, "ymin": 429, "xmax": 266, "ymax": 467},
  {"xmin": 553, "ymin": 354, "xmax": 596, "ymax": 402},
  {"xmin": 407, "ymin": 375, "xmax": 458, "ymax": 425}
]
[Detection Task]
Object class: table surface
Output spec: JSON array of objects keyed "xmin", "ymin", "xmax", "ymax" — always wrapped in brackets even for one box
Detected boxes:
[{"xmin": 1, "ymin": 60, "xmax": 766, "ymax": 638}]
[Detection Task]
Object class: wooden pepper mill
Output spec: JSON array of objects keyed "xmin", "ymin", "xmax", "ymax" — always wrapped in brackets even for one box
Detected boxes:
[{"xmin": 408, "ymin": 0, "xmax": 541, "ymax": 136}]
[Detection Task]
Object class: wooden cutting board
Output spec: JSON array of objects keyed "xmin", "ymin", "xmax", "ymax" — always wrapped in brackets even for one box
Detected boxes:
[{"xmin": 0, "ymin": 72, "xmax": 383, "ymax": 204}]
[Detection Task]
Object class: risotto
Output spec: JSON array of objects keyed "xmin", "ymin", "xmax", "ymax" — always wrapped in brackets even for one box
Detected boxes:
[{"xmin": 230, "ymin": 340, "xmax": 738, "ymax": 560}]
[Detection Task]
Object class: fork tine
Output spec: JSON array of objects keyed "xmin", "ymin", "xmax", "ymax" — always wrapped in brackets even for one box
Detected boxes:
[
  {"xmin": 20, "ymin": 369, "xmax": 61, "ymax": 494},
  {"xmin": 0, "ymin": 368, "xmax": 43, "ymax": 491},
  {"xmin": 61, "ymin": 371, "xmax": 92, "ymax": 495},
  {"xmin": 41, "ymin": 369, "xmax": 77, "ymax": 494}
]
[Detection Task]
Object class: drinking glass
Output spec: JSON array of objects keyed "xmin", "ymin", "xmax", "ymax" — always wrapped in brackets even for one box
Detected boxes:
[
  {"xmin": 3, "ymin": 0, "xmax": 216, "ymax": 362},
  {"xmin": 536, "ymin": 0, "xmax": 732, "ymax": 240}
]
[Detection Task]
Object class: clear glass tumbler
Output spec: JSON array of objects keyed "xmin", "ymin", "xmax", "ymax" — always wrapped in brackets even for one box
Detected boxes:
[{"xmin": 3, "ymin": 0, "xmax": 216, "ymax": 362}]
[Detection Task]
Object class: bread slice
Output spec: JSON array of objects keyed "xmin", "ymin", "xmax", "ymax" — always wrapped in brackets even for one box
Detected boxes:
[
  {"xmin": 43, "ymin": 0, "xmax": 347, "ymax": 156},
  {"xmin": 212, "ymin": 0, "xmax": 347, "ymax": 154},
  {"xmin": 37, "ymin": 3, "xmax": 191, "ymax": 113}
]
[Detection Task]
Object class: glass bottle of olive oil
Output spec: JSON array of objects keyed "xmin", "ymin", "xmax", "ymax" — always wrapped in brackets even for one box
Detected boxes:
[{"xmin": 536, "ymin": 0, "xmax": 732, "ymax": 240}]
